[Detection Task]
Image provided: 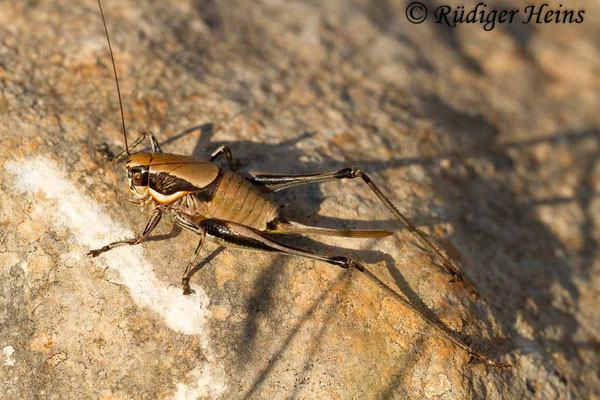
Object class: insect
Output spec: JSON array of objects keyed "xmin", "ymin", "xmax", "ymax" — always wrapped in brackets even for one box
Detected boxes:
[{"xmin": 89, "ymin": 0, "xmax": 509, "ymax": 368}]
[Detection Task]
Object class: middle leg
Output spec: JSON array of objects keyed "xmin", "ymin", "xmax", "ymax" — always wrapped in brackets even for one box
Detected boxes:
[
  {"xmin": 181, "ymin": 231, "xmax": 206, "ymax": 295},
  {"xmin": 173, "ymin": 213, "xmax": 210, "ymax": 295},
  {"xmin": 210, "ymin": 145, "xmax": 237, "ymax": 170}
]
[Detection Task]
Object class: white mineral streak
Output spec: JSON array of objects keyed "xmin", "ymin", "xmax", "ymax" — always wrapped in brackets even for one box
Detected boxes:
[
  {"xmin": 172, "ymin": 365, "xmax": 228, "ymax": 400},
  {"xmin": 6, "ymin": 157, "xmax": 227, "ymax": 399},
  {"xmin": 3, "ymin": 346, "xmax": 16, "ymax": 367}
]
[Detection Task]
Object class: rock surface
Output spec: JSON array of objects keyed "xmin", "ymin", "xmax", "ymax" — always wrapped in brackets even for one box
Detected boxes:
[{"xmin": 1, "ymin": 0, "xmax": 599, "ymax": 399}]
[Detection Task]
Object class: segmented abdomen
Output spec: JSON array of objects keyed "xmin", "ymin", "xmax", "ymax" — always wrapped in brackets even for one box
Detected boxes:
[{"xmin": 206, "ymin": 170, "xmax": 280, "ymax": 230}]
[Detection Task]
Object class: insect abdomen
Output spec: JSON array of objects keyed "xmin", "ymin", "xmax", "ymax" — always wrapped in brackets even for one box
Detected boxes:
[{"xmin": 206, "ymin": 171, "xmax": 280, "ymax": 230}]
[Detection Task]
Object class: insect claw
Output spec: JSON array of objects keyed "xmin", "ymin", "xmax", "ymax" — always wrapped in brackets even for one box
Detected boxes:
[
  {"xmin": 95, "ymin": 143, "xmax": 114, "ymax": 161},
  {"xmin": 467, "ymin": 348, "xmax": 511, "ymax": 369},
  {"xmin": 468, "ymin": 354, "xmax": 476, "ymax": 365},
  {"xmin": 483, "ymin": 356, "xmax": 512, "ymax": 369},
  {"xmin": 182, "ymin": 284, "xmax": 193, "ymax": 296},
  {"xmin": 88, "ymin": 247, "xmax": 106, "ymax": 257},
  {"xmin": 182, "ymin": 278, "xmax": 193, "ymax": 295}
]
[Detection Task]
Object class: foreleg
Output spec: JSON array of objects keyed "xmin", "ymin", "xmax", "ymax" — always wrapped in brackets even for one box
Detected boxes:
[
  {"xmin": 113, "ymin": 131, "xmax": 162, "ymax": 161},
  {"xmin": 88, "ymin": 206, "xmax": 163, "ymax": 256}
]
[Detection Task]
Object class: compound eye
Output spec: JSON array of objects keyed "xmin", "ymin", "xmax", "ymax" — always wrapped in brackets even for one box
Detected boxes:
[{"xmin": 132, "ymin": 172, "xmax": 146, "ymax": 186}]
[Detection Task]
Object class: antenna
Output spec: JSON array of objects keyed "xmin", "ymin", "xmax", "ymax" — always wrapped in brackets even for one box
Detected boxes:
[{"xmin": 97, "ymin": 0, "xmax": 130, "ymax": 155}]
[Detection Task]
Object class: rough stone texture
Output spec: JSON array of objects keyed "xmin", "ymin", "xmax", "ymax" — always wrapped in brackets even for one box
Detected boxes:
[{"xmin": 1, "ymin": 0, "xmax": 599, "ymax": 399}]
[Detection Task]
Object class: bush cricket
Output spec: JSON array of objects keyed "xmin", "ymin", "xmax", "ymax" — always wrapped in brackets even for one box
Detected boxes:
[{"xmin": 89, "ymin": 0, "xmax": 509, "ymax": 368}]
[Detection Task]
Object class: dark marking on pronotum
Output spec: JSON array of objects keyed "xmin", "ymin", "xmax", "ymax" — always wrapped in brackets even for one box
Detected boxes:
[{"xmin": 150, "ymin": 172, "xmax": 199, "ymax": 195}]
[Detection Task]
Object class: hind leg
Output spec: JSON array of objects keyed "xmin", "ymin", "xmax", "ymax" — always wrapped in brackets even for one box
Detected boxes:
[{"xmin": 194, "ymin": 218, "xmax": 505, "ymax": 367}]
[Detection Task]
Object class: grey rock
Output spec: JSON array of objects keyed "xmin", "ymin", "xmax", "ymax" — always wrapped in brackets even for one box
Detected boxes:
[{"xmin": 1, "ymin": 0, "xmax": 599, "ymax": 399}]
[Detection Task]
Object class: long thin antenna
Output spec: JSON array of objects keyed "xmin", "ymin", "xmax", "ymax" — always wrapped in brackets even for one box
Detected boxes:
[{"xmin": 97, "ymin": 0, "xmax": 129, "ymax": 155}]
